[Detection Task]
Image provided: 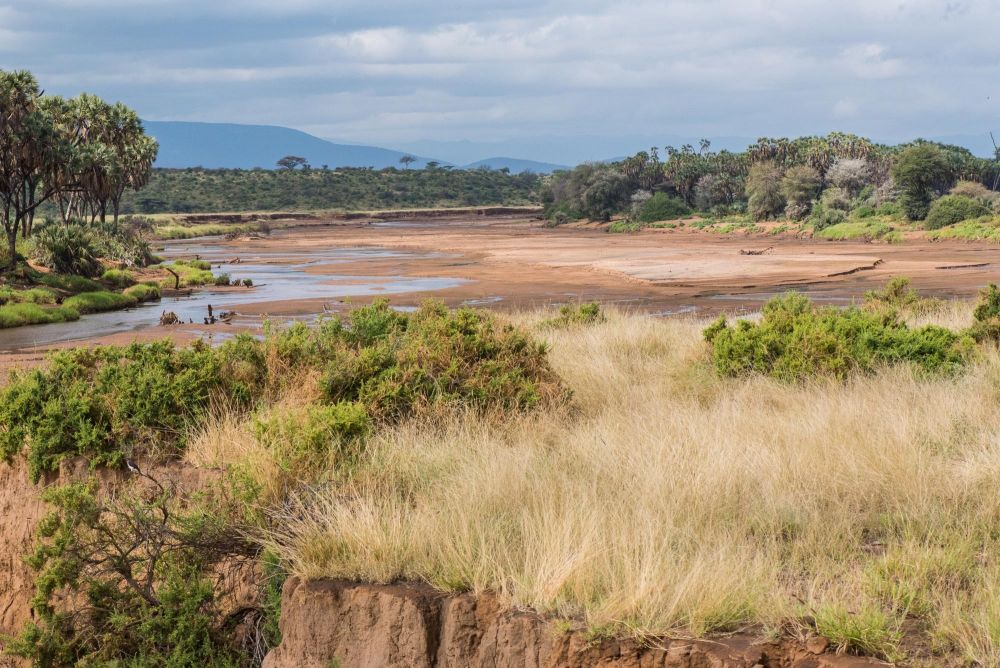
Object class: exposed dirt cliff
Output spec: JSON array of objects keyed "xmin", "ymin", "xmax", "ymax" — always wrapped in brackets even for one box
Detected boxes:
[{"xmin": 263, "ymin": 578, "xmax": 885, "ymax": 668}]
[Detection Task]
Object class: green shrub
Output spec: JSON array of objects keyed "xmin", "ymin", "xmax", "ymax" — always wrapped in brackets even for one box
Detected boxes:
[
  {"xmin": 544, "ymin": 302, "xmax": 605, "ymax": 328},
  {"xmin": 637, "ymin": 193, "xmax": 691, "ymax": 223},
  {"xmin": 810, "ymin": 201, "xmax": 848, "ymax": 231},
  {"xmin": 100, "ymin": 268, "xmax": 135, "ymax": 287},
  {"xmin": 123, "ymin": 282, "xmax": 161, "ymax": 302},
  {"xmin": 746, "ymin": 162, "xmax": 785, "ymax": 221},
  {"xmin": 863, "ymin": 277, "xmax": 939, "ymax": 314},
  {"xmin": 705, "ymin": 293, "xmax": 971, "ymax": 381},
  {"xmin": 31, "ymin": 224, "xmax": 102, "ymax": 277},
  {"xmin": 6, "ymin": 480, "xmax": 244, "ymax": 667},
  {"xmin": 63, "ymin": 290, "xmax": 138, "ymax": 314},
  {"xmin": 213, "ymin": 273, "xmax": 231, "ymax": 286},
  {"xmin": 0, "ymin": 303, "xmax": 79, "ymax": 329},
  {"xmin": 313, "ymin": 300, "xmax": 562, "ymax": 419},
  {"xmin": 923, "ymin": 195, "xmax": 990, "ymax": 230},
  {"xmin": 254, "ymin": 402, "xmax": 370, "ymax": 470},
  {"xmin": 968, "ymin": 284, "xmax": 1000, "ymax": 343},
  {"xmin": 167, "ymin": 261, "xmax": 216, "ymax": 286},
  {"xmin": 0, "ymin": 340, "xmax": 228, "ymax": 481},
  {"xmin": 892, "ymin": 144, "xmax": 954, "ymax": 221}
]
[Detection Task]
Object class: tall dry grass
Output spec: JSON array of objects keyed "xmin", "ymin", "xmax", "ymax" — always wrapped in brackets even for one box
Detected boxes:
[{"xmin": 203, "ymin": 305, "xmax": 1000, "ymax": 663}]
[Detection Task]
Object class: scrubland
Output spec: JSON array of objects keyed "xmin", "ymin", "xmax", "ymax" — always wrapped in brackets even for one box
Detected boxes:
[{"xmin": 186, "ymin": 291, "xmax": 1000, "ymax": 665}]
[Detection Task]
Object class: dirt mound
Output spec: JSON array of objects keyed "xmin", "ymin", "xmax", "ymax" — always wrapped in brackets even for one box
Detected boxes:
[{"xmin": 264, "ymin": 578, "xmax": 884, "ymax": 668}]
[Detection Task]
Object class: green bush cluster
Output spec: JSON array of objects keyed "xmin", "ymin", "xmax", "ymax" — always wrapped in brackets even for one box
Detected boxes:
[
  {"xmin": 0, "ymin": 286, "xmax": 56, "ymax": 305},
  {"xmin": 0, "ymin": 340, "xmax": 235, "ymax": 481},
  {"xmin": 863, "ymin": 277, "xmax": 940, "ymax": 315},
  {"xmin": 923, "ymin": 195, "xmax": 991, "ymax": 230},
  {"xmin": 6, "ymin": 481, "xmax": 245, "ymax": 667},
  {"xmin": 0, "ymin": 301, "xmax": 561, "ymax": 481},
  {"xmin": 31, "ymin": 224, "xmax": 102, "ymax": 277},
  {"xmin": 704, "ymin": 293, "xmax": 972, "ymax": 381},
  {"xmin": 968, "ymin": 284, "xmax": 1000, "ymax": 343},
  {"xmin": 636, "ymin": 193, "xmax": 691, "ymax": 223},
  {"xmin": 544, "ymin": 302, "xmax": 605, "ymax": 328}
]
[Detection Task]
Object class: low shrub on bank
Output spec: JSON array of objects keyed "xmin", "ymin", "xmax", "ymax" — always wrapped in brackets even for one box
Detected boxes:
[
  {"xmin": 924, "ymin": 195, "xmax": 991, "ymax": 231},
  {"xmin": 704, "ymin": 293, "xmax": 972, "ymax": 381},
  {"xmin": 0, "ymin": 286, "xmax": 56, "ymax": 305},
  {"xmin": 543, "ymin": 301, "xmax": 605, "ymax": 328},
  {"xmin": 968, "ymin": 283, "xmax": 1000, "ymax": 343}
]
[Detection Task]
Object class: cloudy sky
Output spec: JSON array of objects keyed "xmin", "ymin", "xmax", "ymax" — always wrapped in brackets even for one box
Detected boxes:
[{"xmin": 1, "ymin": 0, "xmax": 998, "ymax": 162}]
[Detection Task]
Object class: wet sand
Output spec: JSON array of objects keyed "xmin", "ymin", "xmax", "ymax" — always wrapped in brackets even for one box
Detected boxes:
[{"xmin": 2, "ymin": 213, "xmax": 999, "ymax": 375}]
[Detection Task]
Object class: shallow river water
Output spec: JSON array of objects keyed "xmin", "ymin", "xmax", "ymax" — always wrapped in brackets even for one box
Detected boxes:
[{"xmin": 0, "ymin": 241, "xmax": 468, "ymax": 352}]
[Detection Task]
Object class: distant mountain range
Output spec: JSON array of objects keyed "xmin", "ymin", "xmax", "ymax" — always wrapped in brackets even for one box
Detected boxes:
[
  {"xmin": 142, "ymin": 120, "xmax": 998, "ymax": 174},
  {"xmin": 143, "ymin": 121, "xmax": 567, "ymax": 173}
]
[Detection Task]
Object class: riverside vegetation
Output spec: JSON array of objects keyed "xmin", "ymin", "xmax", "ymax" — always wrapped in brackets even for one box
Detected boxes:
[
  {"xmin": 543, "ymin": 134, "xmax": 1000, "ymax": 242},
  {"xmin": 3, "ymin": 285, "xmax": 1000, "ymax": 665}
]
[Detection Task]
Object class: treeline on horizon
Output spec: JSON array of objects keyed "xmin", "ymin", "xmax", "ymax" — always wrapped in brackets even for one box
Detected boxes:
[
  {"xmin": 114, "ymin": 165, "xmax": 543, "ymax": 214},
  {"xmin": 542, "ymin": 133, "xmax": 1000, "ymax": 232}
]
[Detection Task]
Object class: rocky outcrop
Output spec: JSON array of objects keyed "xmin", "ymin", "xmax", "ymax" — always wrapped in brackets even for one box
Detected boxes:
[{"xmin": 263, "ymin": 578, "xmax": 885, "ymax": 668}]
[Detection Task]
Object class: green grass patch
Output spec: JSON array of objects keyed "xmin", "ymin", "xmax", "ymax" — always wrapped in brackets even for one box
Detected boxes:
[
  {"xmin": 122, "ymin": 283, "xmax": 161, "ymax": 302},
  {"xmin": 0, "ymin": 302, "xmax": 79, "ymax": 328},
  {"xmin": 151, "ymin": 223, "xmax": 256, "ymax": 240},
  {"xmin": 100, "ymin": 268, "xmax": 135, "ymax": 287},
  {"xmin": 63, "ymin": 291, "xmax": 138, "ymax": 314},
  {"xmin": 927, "ymin": 215, "xmax": 1000, "ymax": 242},
  {"xmin": 0, "ymin": 286, "xmax": 57, "ymax": 305},
  {"xmin": 33, "ymin": 272, "xmax": 103, "ymax": 293},
  {"xmin": 816, "ymin": 219, "xmax": 901, "ymax": 242}
]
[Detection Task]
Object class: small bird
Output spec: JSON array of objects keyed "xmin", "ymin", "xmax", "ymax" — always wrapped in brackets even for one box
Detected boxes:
[{"xmin": 125, "ymin": 458, "xmax": 141, "ymax": 475}]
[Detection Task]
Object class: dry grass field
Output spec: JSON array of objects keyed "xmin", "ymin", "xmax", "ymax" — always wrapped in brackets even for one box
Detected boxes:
[{"xmin": 181, "ymin": 299, "xmax": 1000, "ymax": 665}]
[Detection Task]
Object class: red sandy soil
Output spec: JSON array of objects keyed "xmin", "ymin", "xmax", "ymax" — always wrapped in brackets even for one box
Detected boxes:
[{"xmin": 2, "ymin": 213, "xmax": 998, "ymax": 376}]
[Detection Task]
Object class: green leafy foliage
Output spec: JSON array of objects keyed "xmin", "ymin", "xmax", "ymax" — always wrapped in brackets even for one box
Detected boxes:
[
  {"xmin": 0, "ymin": 303, "xmax": 561, "ymax": 481},
  {"xmin": 0, "ymin": 340, "xmax": 231, "ymax": 481},
  {"xmin": 923, "ymin": 195, "xmax": 991, "ymax": 230},
  {"xmin": 5, "ymin": 480, "xmax": 245, "ymax": 667},
  {"xmin": 892, "ymin": 144, "xmax": 954, "ymax": 221},
  {"xmin": 31, "ymin": 224, "xmax": 102, "ymax": 277},
  {"xmin": 636, "ymin": 193, "xmax": 691, "ymax": 223},
  {"xmin": 123, "ymin": 282, "xmax": 161, "ymax": 302},
  {"xmin": 705, "ymin": 293, "xmax": 972, "ymax": 381},
  {"xmin": 968, "ymin": 284, "xmax": 1000, "ymax": 343},
  {"xmin": 543, "ymin": 302, "xmax": 605, "ymax": 328}
]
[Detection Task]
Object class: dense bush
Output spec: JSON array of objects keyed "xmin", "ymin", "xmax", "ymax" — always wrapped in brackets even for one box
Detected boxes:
[
  {"xmin": 968, "ymin": 284, "xmax": 1000, "ymax": 343},
  {"xmin": 704, "ymin": 293, "xmax": 971, "ymax": 381},
  {"xmin": 7, "ymin": 481, "xmax": 245, "ymax": 667},
  {"xmin": 0, "ymin": 302, "xmax": 562, "ymax": 481},
  {"xmin": 123, "ymin": 282, "xmax": 162, "ymax": 302},
  {"xmin": 636, "ymin": 192, "xmax": 691, "ymax": 223},
  {"xmin": 0, "ymin": 302, "xmax": 79, "ymax": 328},
  {"xmin": 543, "ymin": 301, "xmax": 605, "ymax": 328},
  {"xmin": 780, "ymin": 165, "xmax": 821, "ymax": 220},
  {"xmin": 0, "ymin": 340, "xmax": 233, "ymax": 481},
  {"xmin": 923, "ymin": 195, "xmax": 991, "ymax": 230},
  {"xmin": 893, "ymin": 144, "xmax": 954, "ymax": 220},
  {"xmin": 31, "ymin": 224, "xmax": 102, "ymax": 277},
  {"xmin": 746, "ymin": 162, "xmax": 785, "ymax": 221},
  {"xmin": 827, "ymin": 158, "xmax": 871, "ymax": 198}
]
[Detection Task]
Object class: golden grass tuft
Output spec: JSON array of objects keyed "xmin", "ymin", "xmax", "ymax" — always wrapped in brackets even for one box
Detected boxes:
[{"xmin": 198, "ymin": 306, "xmax": 1000, "ymax": 663}]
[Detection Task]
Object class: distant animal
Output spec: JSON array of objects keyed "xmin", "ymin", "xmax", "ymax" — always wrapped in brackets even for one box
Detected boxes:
[{"xmin": 125, "ymin": 458, "xmax": 140, "ymax": 475}]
